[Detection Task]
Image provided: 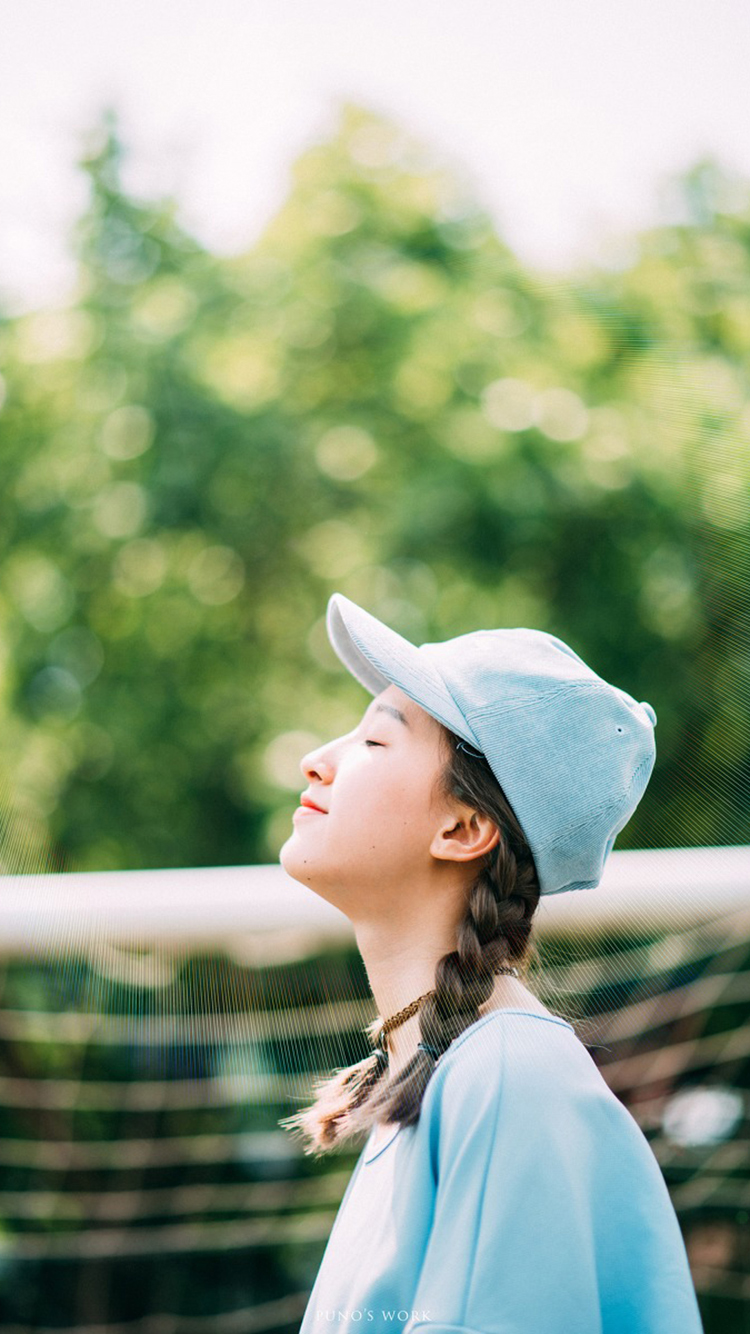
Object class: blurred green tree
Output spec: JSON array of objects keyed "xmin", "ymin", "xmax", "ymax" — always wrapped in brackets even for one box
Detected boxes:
[{"xmin": 0, "ymin": 104, "xmax": 748, "ymax": 872}]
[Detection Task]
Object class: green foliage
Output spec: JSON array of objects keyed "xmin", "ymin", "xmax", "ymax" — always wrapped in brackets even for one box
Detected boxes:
[{"xmin": 1, "ymin": 103, "xmax": 748, "ymax": 872}]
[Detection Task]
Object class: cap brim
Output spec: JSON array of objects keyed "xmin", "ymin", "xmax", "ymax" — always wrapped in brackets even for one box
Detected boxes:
[{"xmin": 326, "ymin": 592, "xmax": 480, "ymax": 746}]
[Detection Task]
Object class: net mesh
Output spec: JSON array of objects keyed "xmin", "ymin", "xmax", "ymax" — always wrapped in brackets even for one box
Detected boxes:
[{"xmin": 0, "ymin": 877, "xmax": 747, "ymax": 1331}]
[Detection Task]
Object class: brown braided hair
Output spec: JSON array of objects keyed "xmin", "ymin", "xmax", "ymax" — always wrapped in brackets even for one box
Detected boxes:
[{"xmin": 279, "ymin": 721, "xmax": 543, "ymax": 1157}]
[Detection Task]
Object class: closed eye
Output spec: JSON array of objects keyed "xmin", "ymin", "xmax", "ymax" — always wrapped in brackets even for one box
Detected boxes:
[{"xmin": 364, "ymin": 739, "xmax": 385, "ymax": 748}]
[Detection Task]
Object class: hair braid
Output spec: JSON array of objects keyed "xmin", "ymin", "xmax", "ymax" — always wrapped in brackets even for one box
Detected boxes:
[{"xmin": 418, "ymin": 837, "xmax": 535, "ymax": 1058}]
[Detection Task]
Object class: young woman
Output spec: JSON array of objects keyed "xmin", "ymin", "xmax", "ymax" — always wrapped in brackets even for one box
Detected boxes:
[{"xmin": 280, "ymin": 592, "xmax": 704, "ymax": 1334}]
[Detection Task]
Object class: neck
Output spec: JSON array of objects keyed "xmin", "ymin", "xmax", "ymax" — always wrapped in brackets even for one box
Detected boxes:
[
  {"xmin": 381, "ymin": 975, "xmax": 535, "ymax": 1077},
  {"xmin": 355, "ymin": 918, "xmax": 532, "ymax": 1077},
  {"xmin": 347, "ymin": 864, "xmax": 540, "ymax": 1075},
  {"xmin": 352, "ymin": 918, "xmax": 458, "ymax": 1073}
]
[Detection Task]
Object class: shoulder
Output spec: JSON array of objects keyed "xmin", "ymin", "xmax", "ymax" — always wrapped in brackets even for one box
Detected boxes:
[
  {"xmin": 431, "ymin": 1009, "xmax": 584, "ymax": 1099},
  {"xmin": 419, "ymin": 1011, "xmax": 578, "ymax": 1139},
  {"xmin": 424, "ymin": 1011, "xmax": 634, "ymax": 1152},
  {"xmin": 423, "ymin": 1011, "xmax": 668, "ymax": 1198}
]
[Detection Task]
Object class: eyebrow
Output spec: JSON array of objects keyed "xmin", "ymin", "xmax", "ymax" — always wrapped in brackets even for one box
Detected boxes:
[{"xmin": 372, "ymin": 702, "xmax": 411, "ymax": 728}]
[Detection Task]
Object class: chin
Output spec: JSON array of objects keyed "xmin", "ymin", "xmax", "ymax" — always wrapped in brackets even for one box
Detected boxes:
[
  {"xmin": 279, "ymin": 837, "xmax": 346, "ymax": 909},
  {"xmin": 279, "ymin": 833, "xmax": 316, "ymax": 886},
  {"xmin": 278, "ymin": 834, "xmax": 298, "ymax": 873}
]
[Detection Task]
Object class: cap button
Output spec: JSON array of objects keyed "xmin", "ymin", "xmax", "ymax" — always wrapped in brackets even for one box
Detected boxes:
[{"xmin": 640, "ymin": 701, "xmax": 657, "ymax": 727}]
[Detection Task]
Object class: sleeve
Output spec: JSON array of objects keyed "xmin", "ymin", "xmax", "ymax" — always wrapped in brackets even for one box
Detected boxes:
[{"xmin": 404, "ymin": 1024, "xmax": 704, "ymax": 1334}]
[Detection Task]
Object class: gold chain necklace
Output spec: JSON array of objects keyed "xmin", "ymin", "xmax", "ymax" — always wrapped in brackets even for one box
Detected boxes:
[{"xmin": 371, "ymin": 964, "xmax": 519, "ymax": 1063}]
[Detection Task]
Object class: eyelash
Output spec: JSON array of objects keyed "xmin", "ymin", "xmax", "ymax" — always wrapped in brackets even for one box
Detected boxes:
[{"xmin": 364, "ymin": 739, "xmax": 384, "ymax": 748}]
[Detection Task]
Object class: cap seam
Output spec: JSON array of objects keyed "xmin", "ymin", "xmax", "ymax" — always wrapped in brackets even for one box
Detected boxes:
[
  {"xmin": 466, "ymin": 678, "xmax": 614, "ymax": 723},
  {"xmin": 533, "ymin": 781, "xmax": 635, "ymax": 851}
]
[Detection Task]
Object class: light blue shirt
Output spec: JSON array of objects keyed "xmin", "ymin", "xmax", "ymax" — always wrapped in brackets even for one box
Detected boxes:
[{"xmin": 299, "ymin": 1008, "xmax": 704, "ymax": 1334}]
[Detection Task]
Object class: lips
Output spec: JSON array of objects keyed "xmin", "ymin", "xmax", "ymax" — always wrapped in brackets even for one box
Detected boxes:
[{"xmin": 299, "ymin": 795, "xmax": 327, "ymax": 813}]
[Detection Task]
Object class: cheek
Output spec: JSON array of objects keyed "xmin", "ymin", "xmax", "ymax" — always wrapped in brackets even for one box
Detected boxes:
[
  {"xmin": 331, "ymin": 750, "xmax": 436, "ymax": 837},
  {"xmin": 341, "ymin": 777, "xmax": 429, "ymax": 841}
]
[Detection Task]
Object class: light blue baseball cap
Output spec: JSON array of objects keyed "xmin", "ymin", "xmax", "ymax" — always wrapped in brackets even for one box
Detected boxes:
[{"xmin": 326, "ymin": 592, "xmax": 658, "ymax": 897}]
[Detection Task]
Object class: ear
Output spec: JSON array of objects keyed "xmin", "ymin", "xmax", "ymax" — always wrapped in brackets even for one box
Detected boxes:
[{"xmin": 429, "ymin": 804, "xmax": 500, "ymax": 864}]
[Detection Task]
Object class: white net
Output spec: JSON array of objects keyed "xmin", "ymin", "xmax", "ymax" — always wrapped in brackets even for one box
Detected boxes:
[{"xmin": 0, "ymin": 855, "xmax": 747, "ymax": 1331}]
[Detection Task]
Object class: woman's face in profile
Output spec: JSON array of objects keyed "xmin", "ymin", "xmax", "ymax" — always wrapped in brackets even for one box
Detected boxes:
[{"xmin": 279, "ymin": 683, "xmax": 451, "ymax": 915}]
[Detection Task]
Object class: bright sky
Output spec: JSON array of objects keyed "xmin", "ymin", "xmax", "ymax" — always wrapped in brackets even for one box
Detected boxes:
[{"xmin": 2, "ymin": 0, "xmax": 750, "ymax": 315}]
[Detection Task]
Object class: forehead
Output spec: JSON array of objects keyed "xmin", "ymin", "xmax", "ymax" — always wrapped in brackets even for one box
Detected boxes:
[{"xmin": 368, "ymin": 684, "xmax": 439, "ymax": 734}]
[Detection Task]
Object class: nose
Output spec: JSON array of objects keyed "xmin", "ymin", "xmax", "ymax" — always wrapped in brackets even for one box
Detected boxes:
[{"xmin": 300, "ymin": 741, "xmax": 335, "ymax": 785}]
